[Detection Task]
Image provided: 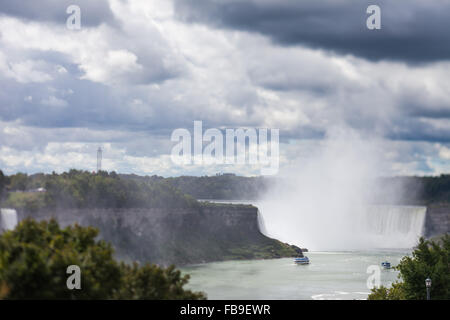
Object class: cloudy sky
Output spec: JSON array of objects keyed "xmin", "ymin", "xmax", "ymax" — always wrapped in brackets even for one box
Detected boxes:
[{"xmin": 0, "ymin": 0, "xmax": 449, "ymax": 176}]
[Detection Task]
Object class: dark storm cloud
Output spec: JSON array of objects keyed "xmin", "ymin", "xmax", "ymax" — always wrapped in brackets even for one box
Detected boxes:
[
  {"xmin": 174, "ymin": 0, "xmax": 450, "ymax": 63},
  {"xmin": 0, "ymin": 57, "xmax": 195, "ymax": 136},
  {"xmin": 386, "ymin": 118, "xmax": 450, "ymax": 143},
  {"xmin": 0, "ymin": 0, "xmax": 117, "ymax": 27},
  {"xmin": 404, "ymin": 102, "xmax": 450, "ymax": 119}
]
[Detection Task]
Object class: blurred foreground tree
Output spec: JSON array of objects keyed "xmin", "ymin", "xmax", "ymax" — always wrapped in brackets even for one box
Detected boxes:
[
  {"xmin": 369, "ymin": 235, "xmax": 450, "ymax": 300},
  {"xmin": 0, "ymin": 219, "xmax": 205, "ymax": 300},
  {"xmin": 115, "ymin": 263, "xmax": 204, "ymax": 299}
]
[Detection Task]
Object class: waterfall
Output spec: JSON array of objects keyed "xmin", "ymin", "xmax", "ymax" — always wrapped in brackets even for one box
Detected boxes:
[
  {"xmin": 0, "ymin": 208, "xmax": 18, "ymax": 231},
  {"xmin": 256, "ymin": 200, "xmax": 427, "ymax": 250},
  {"xmin": 359, "ymin": 205, "xmax": 427, "ymax": 249},
  {"xmin": 200, "ymin": 199, "xmax": 427, "ymax": 250},
  {"xmin": 256, "ymin": 209, "xmax": 268, "ymax": 235}
]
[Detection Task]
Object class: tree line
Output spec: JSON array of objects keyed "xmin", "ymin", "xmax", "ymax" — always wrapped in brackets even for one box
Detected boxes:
[
  {"xmin": 1, "ymin": 170, "xmax": 449, "ymax": 211},
  {"xmin": 0, "ymin": 169, "xmax": 199, "ymax": 211}
]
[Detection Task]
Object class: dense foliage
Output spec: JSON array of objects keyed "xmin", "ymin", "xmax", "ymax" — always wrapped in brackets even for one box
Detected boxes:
[
  {"xmin": 0, "ymin": 170, "xmax": 5, "ymax": 199},
  {"xmin": 158, "ymin": 173, "xmax": 450, "ymax": 204},
  {"xmin": 418, "ymin": 175, "xmax": 450, "ymax": 204},
  {"xmin": 165, "ymin": 174, "xmax": 271, "ymax": 200},
  {"xmin": 1, "ymin": 170, "xmax": 199, "ymax": 210},
  {"xmin": 3, "ymin": 192, "xmax": 46, "ymax": 212},
  {"xmin": 379, "ymin": 174, "xmax": 450, "ymax": 205},
  {"xmin": 116, "ymin": 263, "xmax": 204, "ymax": 299},
  {"xmin": 368, "ymin": 235, "xmax": 450, "ymax": 300},
  {"xmin": 1, "ymin": 170, "xmax": 449, "ymax": 207},
  {"xmin": 0, "ymin": 219, "xmax": 205, "ymax": 300}
]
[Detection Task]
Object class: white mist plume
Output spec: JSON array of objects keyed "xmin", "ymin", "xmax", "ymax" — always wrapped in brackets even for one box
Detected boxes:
[{"xmin": 258, "ymin": 129, "xmax": 425, "ymax": 250}]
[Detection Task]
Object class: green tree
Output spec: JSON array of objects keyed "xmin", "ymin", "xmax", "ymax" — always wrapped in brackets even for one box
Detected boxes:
[
  {"xmin": 37, "ymin": 169, "xmax": 199, "ymax": 210},
  {"xmin": 115, "ymin": 263, "xmax": 205, "ymax": 300},
  {"xmin": 0, "ymin": 219, "xmax": 205, "ymax": 300},
  {"xmin": 4, "ymin": 192, "xmax": 46, "ymax": 212},
  {"xmin": 0, "ymin": 170, "xmax": 6, "ymax": 199},
  {"xmin": 8, "ymin": 173, "xmax": 28, "ymax": 191},
  {"xmin": 0, "ymin": 219, "xmax": 121, "ymax": 299},
  {"xmin": 369, "ymin": 235, "xmax": 450, "ymax": 300}
]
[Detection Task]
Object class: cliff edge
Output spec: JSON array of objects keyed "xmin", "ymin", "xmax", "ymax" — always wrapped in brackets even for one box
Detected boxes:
[{"xmin": 18, "ymin": 203, "xmax": 299, "ymax": 266}]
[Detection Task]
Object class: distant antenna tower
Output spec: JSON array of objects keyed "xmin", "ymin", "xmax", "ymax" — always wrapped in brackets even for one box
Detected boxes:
[{"xmin": 97, "ymin": 147, "xmax": 102, "ymax": 172}]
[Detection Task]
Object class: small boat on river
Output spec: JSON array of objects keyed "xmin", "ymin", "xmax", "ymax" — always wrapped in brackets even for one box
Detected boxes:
[{"xmin": 294, "ymin": 256, "xmax": 310, "ymax": 265}]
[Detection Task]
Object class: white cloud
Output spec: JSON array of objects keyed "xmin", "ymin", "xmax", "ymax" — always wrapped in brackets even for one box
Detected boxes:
[
  {"xmin": 0, "ymin": 53, "xmax": 53, "ymax": 83},
  {"xmin": 0, "ymin": 0, "xmax": 449, "ymax": 176},
  {"xmin": 0, "ymin": 14, "xmax": 181, "ymax": 86},
  {"xmin": 438, "ymin": 145, "xmax": 450, "ymax": 160},
  {"xmin": 41, "ymin": 96, "xmax": 68, "ymax": 107}
]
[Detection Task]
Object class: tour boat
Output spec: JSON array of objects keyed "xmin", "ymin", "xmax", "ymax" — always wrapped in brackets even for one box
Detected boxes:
[
  {"xmin": 294, "ymin": 256, "xmax": 310, "ymax": 265},
  {"xmin": 381, "ymin": 261, "xmax": 391, "ymax": 269}
]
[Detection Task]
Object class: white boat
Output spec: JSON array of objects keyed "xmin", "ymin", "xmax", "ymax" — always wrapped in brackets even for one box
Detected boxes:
[{"xmin": 294, "ymin": 256, "xmax": 310, "ymax": 265}]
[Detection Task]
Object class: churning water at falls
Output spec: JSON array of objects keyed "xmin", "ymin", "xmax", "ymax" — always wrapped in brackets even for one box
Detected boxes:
[{"xmin": 0, "ymin": 208, "xmax": 18, "ymax": 231}]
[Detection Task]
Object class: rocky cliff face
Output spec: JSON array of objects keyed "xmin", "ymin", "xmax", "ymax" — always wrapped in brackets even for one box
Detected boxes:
[
  {"xmin": 424, "ymin": 204, "xmax": 450, "ymax": 237},
  {"xmin": 18, "ymin": 204, "xmax": 298, "ymax": 266}
]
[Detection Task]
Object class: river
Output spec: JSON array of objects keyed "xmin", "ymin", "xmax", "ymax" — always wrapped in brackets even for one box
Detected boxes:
[{"xmin": 181, "ymin": 250, "xmax": 408, "ymax": 300}]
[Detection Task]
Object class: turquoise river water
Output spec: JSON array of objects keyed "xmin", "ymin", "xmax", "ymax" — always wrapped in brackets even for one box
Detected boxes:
[{"xmin": 181, "ymin": 250, "xmax": 409, "ymax": 300}]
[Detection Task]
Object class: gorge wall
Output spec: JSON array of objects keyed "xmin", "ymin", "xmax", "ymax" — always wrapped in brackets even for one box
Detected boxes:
[
  {"xmin": 16, "ymin": 204, "xmax": 298, "ymax": 266},
  {"xmin": 424, "ymin": 204, "xmax": 450, "ymax": 238},
  {"xmin": 3, "ymin": 203, "xmax": 447, "ymax": 265}
]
